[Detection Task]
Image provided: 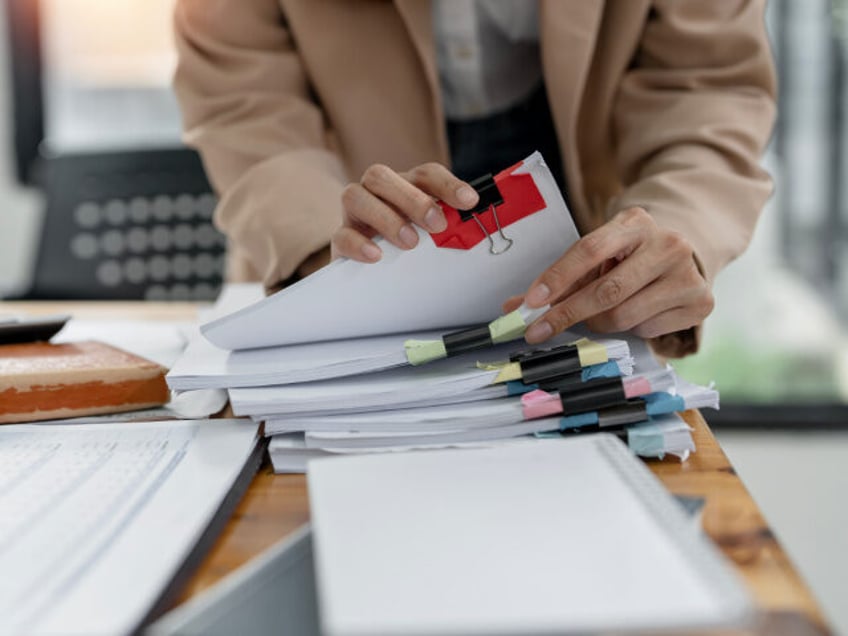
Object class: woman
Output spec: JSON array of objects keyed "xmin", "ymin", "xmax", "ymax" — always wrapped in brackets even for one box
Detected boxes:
[{"xmin": 173, "ymin": 0, "xmax": 775, "ymax": 356}]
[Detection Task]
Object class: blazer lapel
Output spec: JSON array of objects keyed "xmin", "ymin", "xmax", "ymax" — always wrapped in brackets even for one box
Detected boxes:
[{"xmin": 394, "ymin": 0, "xmax": 449, "ymax": 163}]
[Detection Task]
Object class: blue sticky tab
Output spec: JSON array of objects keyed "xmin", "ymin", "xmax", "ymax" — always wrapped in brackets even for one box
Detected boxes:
[
  {"xmin": 627, "ymin": 425, "xmax": 665, "ymax": 457},
  {"xmin": 643, "ymin": 392, "xmax": 685, "ymax": 416},
  {"xmin": 581, "ymin": 361, "xmax": 621, "ymax": 382},
  {"xmin": 534, "ymin": 431, "xmax": 561, "ymax": 439},
  {"xmin": 559, "ymin": 411, "xmax": 599, "ymax": 430},
  {"xmin": 507, "ymin": 381, "xmax": 538, "ymax": 396}
]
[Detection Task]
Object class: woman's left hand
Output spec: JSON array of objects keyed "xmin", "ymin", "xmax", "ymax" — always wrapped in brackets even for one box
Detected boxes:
[{"xmin": 504, "ymin": 207, "xmax": 714, "ymax": 343}]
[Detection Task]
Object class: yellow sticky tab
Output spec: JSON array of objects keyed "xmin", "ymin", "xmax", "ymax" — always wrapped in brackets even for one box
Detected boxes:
[
  {"xmin": 487, "ymin": 309, "xmax": 527, "ymax": 344},
  {"xmin": 476, "ymin": 361, "xmax": 507, "ymax": 371},
  {"xmin": 575, "ymin": 338, "xmax": 608, "ymax": 367},
  {"xmin": 475, "ymin": 360, "xmax": 523, "ymax": 384},
  {"xmin": 493, "ymin": 362, "xmax": 523, "ymax": 384},
  {"xmin": 404, "ymin": 339, "xmax": 447, "ymax": 366}
]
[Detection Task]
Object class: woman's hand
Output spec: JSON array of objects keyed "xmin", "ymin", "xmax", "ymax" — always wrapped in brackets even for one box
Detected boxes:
[
  {"xmin": 506, "ymin": 207, "xmax": 714, "ymax": 343},
  {"xmin": 331, "ymin": 163, "xmax": 479, "ymax": 261}
]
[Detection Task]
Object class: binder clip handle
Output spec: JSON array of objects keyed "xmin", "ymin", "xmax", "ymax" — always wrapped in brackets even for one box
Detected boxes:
[
  {"xmin": 460, "ymin": 173, "xmax": 514, "ymax": 255},
  {"xmin": 461, "ymin": 173, "xmax": 504, "ymax": 218}
]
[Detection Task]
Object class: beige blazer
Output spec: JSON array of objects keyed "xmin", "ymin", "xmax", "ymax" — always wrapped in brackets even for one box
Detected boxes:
[{"xmin": 173, "ymin": 0, "xmax": 776, "ymax": 354}]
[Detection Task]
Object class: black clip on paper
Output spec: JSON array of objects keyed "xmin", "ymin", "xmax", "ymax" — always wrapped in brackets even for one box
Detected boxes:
[
  {"xmin": 461, "ymin": 173, "xmax": 513, "ymax": 255},
  {"xmin": 512, "ymin": 344, "xmax": 582, "ymax": 385},
  {"xmin": 558, "ymin": 382, "xmax": 628, "ymax": 416},
  {"xmin": 596, "ymin": 401, "xmax": 649, "ymax": 428},
  {"xmin": 540, "ymin": 374, "xmax": 621, "ymax": 395},
  {"xmin": 442, "ymin": 323, "xmax": 494, "ymax": 357},
  {"xmin": 560, "ymin": 401, "xmax": 648, "ymax": 436}
]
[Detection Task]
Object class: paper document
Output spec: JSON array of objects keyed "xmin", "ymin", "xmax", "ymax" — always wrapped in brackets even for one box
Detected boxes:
[
  {"xmin": 167, "ymin": 329, "xmax": 440, "ymax": 391},
  {"xmin": 0, "ymin": 419, "xmax": 260, "ymax": 635},
  {"xmin": 202, "ymin": 152, "xmax": 579, "ymax": 350}
]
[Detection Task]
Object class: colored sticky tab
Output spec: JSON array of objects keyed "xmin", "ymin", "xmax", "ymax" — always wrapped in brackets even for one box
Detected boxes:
[
  {"xmin": 429, "ymin": 163, "xmax": 546, "ymax": 250},
  {"xmin": 581, "ymin": 361, "xmax": 621, "ymax": 381},
  {"xmin": 477, "ymin": 361, "xmax": 523, "ymax": 384},
  {"xmin": 487, "ymin": 303, "xmax": 550, "ymax": 344},
  {"xmin": 627, "ymin": 424, "xmax": 665, "ymax": 458},
  {"xmin": 559, "ymin": 411, "xmax": 599, "ymax": 430},
  {"xmin": 494, "ymin": 362, "xmax": 523, "ymax": 383},
  {"xmin": 574, "ymin": 338, "xmax": 608, "ymax": 367},
  {"xmin": 623, "ymin": 375, "xmax": 653, "ymax": 399},
  {"xmin": 506, "ymin": 380, "xmax": 538, "ymax": 396},
  {"xmin": 643, "ymin": 392, "xmax": 686, "ymax": 416},
  {"xmin": 533, "ymin": 430, "xmax": 561, "ymax": 439},
  {"xmin": 521, "ymin": 389, "xmax": 563, "ymax": 420},
  {"xmin": 404, "ymin": 339, "xmax": 447, "ymax": 366},
  {"xmin": 488, "ymin": 309, "xmax": 527, "ymax": 344}
]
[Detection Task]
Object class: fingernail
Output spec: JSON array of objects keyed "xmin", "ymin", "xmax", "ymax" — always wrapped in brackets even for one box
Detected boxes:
[
  {"xmin": 399, "ymin": 224, "xmax": 419, "ymax": 249},
  {"xmin": 361, "ymin": 243, "xmax": 382, "ymax": 262},
  {"xmin": 424, "ymin": 206, "xmax": 447, "ymax": 233},
  {"xmin": 526, "ymin": 321, "xmax": 553, "ymax": 343},
  {"xmin": 526, "ymin": 283, "xmax": 550, "ymax": 306},
  {"xmin": 456, "ymin": 184, "xmax": 478, "ymax": 208}
]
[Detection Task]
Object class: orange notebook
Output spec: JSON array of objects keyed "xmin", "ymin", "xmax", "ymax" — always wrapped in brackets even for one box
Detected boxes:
[{"xmin": 0, "ymin": 340, "xmax": 169, "ymax": 424}]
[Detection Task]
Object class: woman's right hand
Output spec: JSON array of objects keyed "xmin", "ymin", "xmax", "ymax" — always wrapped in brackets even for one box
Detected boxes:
[{"xmin": 331, "ymin": 162, "xmax": 480, "ymax": 262}]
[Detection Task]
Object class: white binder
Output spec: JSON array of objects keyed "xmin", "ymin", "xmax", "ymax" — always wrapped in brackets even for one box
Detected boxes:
[{"xmin": 308, "ymin": 434, "xmax": 754, "ymax": 636}]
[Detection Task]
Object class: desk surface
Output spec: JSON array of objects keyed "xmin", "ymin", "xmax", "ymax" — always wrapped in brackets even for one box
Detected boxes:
[{"xmin": 2, "ymin": 300, "xmax": 831, "ymax": 635}]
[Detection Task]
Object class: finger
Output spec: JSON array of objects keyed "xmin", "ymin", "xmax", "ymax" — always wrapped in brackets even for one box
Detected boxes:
[
  {"xmin": 584, "ymin": 276, "xmax": 698, "ymax": 334},
  {"xmin": 631, "ymin": 303, "xmax": 713, "ymax": 339},
  {"xmin": 548, "ymin": 265, "xmax": 604, "ymax": 305},
  {"xmin": 403, "ymin": 162, "xmax": 479, "ymax": 211},
  {"xmin": 502, "ymin": 295, "xmax": 524, "ymax": 313},
  {"xmin": 331, "ymin": 226, "xmax": 383, "ymax": 263},
  {"xmin": 525, "ymin": 241, "xmax": 676, "ymax": 343},
  {"xmin": 341, "ymin": 183, "xmax": 419, "ymax": 250},
  {"xmin": 523, "ymin": 207, "xmax": 653, "ymax": 308},
  {"xmin": 360, "ymin": 164, "xmax": 448, "ymax": 233},
  {"xmin": 503, "ymin": 267, "xmax": 599, "ymax": 315}
]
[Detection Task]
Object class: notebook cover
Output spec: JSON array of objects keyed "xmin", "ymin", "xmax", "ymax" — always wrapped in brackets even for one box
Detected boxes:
[
  {"xmin": 307, "ymin": 435, "xmax": 754, "ymax": 635},
  {"xmin": 0, "ymin": 340, "xmax": 169, "ymax": 423}
]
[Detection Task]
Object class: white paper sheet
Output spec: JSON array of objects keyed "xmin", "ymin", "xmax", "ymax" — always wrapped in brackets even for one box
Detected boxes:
[
  {"xmin": 0, "ymin": 419, "xmax": 259, "ymax": 636},
  {"xmin": 167, "ymin": 329, "xmax": 441, "ymax": 391},
  {"xmin": 202, "ymin": 152, "xmax": 580, "ymax": 350},
  {"xmin": 53, "ymin": 319, "xmax": 192, "ymax": 368},
  {"xmin": 264, "ymin": 398, "xmax": 526, "ymax": 435},
  {"xmin": 228, "ymin": 362, "xmax": 501, "ymax": 417}
]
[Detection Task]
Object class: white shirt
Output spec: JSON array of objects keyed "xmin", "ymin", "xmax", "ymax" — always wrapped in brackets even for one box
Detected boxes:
[{"xmin": 432, "ymin": 0, "xmax": 542, "ymax": 121}]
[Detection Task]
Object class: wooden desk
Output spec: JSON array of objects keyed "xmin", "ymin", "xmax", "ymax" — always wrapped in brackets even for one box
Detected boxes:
[{"xmin": 3, "ymin": 300, "xmax": 832, "ymax": 635}]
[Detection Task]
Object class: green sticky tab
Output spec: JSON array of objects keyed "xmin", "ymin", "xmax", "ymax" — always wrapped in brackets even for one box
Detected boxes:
[
  {"xmin": 404, "ymin": 339, "xmax": 448, "ymax": 366},
  {"xmin": 488, "ymin": 309, "xmax": 527, "ymax": 344}
]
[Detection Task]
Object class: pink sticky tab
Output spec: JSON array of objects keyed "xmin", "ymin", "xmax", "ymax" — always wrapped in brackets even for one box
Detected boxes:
[
  {"xmin": 623, "ymin": 376, "xmax": 653, "ymax": 399},
  {"xmin": 521, "ymin": 389, "xmax": 563, "ymax": 420}
]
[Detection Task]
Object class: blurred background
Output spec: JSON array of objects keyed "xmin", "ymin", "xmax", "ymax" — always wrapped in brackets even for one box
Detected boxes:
[{"xmin": 0, "ymin": 0, "xmax": 846, "ymax": 633}]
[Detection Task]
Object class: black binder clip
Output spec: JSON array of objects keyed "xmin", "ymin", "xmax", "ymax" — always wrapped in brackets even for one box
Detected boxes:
[
  {"xmin": 461, "ymin": 173, "xmax": 514, "ymax": 255},
  {"xmin": 509, "ymin": 344, "xmax": 582, "ymax": 385}
]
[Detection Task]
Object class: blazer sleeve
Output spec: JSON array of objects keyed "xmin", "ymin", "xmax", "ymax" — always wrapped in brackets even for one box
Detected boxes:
[
  {"xmin": 610, "ymin": 0, "xmax": 777, "ymax": 288},
  {"xmin": 173, "ymin": 0, "xmax": 346, "ymax": 288}
]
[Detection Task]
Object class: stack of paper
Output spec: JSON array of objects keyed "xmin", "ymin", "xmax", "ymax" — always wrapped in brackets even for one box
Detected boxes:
[{"xmin": 167, "ymin": 153, "xmax": 715, "ymax": 473}]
